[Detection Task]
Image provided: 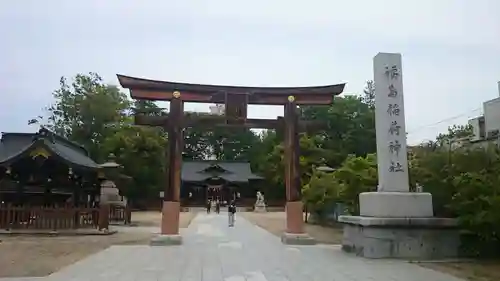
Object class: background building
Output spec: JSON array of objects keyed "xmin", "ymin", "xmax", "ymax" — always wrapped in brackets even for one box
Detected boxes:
[
  {"xmin": 209, "ymin": 104, "xmax": 225, "ymax": 115},
  {"xmin": 468, "ymin": 81, "xmax": 500, "ymax": 143}
]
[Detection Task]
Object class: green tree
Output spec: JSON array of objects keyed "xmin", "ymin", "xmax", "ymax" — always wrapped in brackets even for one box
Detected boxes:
[
  {"xmin": 180, "ymin": 112, "xmax": 260, "ymax": 161},
  {"xmin": 134, "ymin": 100, "xmax": 165, "ymax": 116},
  {"xmin": 300, "ymin": 94, "xmax": 376, "ymax": 168},
  {"xmin": 102, "ymin": 125, "xmax": 167, "ymax": 206},
  {"xmin": 183, "ymin": 126, "xmax": 212, "ymax": 160},
  {"xmin": 257, "ymin": 83, "xmax": 377, "ymax": 204},
  {"xmin": 209, "ymin": 127, "xmax": 260, "ymax": 161},
  {"xmin": 335, "ymin": 154, "xmax": 377, "ymax": 215},
  {"xmin": 250, "ymin": 130, "xmax": 280, "ymax": 172},
  {"xmin": 410, "ymin": 124, "xmax": 500, "ymax": 257},
  {"xmin": 436, "ymin": 124, "xmax": 473, "ymax": 146},
  {"xmin": 409, "ymin": 146, "xmax": 455, "ymax": 216},
  {"xmin": 362, "ymin": 80, "xmax": 375, "ymax": 108},
  {"xmin": 32, "ymin": 72, "xmax": 131, "ymax": 162},
  {"xmin": 410, "ymin": 124, "xmax": 489, "ymax": 217},
  {"xmin": 257, "ymin": 134, "xmax": 327, "ymax": 200},
  {"xmin": 31, "ymin": 72, "xmax": 171, "ymax": 206},
  {"xmin": 449, "ymin": 168, "xmax": 500, "ymax": 257},
  {"xmin": 302, "ymin": 169, "xmax": 341, "ymax": 221},
  {"xmin": 248, "ymin": 130, "xmax": 284, "ymax": 200}
]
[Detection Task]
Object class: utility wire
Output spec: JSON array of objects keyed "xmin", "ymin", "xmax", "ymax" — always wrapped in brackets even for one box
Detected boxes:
[{"xmin": 407, "ymin": 107, "xmax": 482, "ymax": 135}]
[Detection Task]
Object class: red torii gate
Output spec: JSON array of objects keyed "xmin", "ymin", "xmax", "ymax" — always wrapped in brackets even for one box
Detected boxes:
[{"xmin": 117, "ymin": 74, "xmax": 345, "ymax": 245}]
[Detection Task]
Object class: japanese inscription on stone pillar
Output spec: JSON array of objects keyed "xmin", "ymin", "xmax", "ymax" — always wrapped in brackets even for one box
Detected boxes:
[{"xmin": 373, "ymin": 53, "xmax": 409, "ymax": 192}]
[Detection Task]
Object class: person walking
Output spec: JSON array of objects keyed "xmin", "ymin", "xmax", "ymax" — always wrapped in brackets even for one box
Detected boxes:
[
  {"xmin": 215, "ymin": 199, "xmax": 221, "ymax": 214},
  {"xmin": 206, "ymin": 199, "xmax": 211, "ymax": 214},
  {"xmin": 228, "ymin": 201, "xmax": 236, "ymax": 227}
]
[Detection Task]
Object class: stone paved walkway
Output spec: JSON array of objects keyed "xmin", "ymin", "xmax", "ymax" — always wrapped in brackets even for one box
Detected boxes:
[{"xmin": 9, "ymin": 213, "xmax": 463, "ymax": 281}]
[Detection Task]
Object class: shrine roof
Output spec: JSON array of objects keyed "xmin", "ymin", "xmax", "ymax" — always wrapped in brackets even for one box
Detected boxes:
[
  {"xmin": 0, "ymin": 128, "xmax": 100, "ymax": 170},
  {"xmin": 182, "ymin": 161, "xmax": 263, "ymax": 183},
  {"xmin": 117, "ymin": 74, "xmax": 346, "ymax": 105}
]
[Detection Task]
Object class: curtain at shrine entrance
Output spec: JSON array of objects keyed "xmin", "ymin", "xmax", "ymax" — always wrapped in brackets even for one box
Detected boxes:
[
  {"xmin": 181, "ymin": 181, "xmax": 242, "ymax": 207},
  {"xmin": 207, "ymin": 184, "xmax": 227, "ymax": 203}
]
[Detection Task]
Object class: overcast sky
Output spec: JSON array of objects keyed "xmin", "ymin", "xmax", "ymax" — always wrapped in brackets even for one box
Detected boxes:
[{"xmin": 1, "ymin": 0, "xmax": 499, "ymax": 144}]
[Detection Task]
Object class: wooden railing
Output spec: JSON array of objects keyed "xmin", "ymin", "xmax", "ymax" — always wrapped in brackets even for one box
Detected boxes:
[{"xmin": 0, "ymin": 205, "xmax": 102, "ymax": 230}]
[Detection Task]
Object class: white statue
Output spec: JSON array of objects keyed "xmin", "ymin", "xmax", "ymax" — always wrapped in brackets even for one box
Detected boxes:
[
  {"xmin": 256, "ymin": 191, "xmax": 264, "ymax": 203},
  {"xmin": 254, "ymin": 191, "xmax": 266, "ymax": 212}
]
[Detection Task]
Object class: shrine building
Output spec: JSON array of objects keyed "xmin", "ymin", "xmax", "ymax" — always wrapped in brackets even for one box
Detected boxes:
[
  {"xmin": 180, "ymin": 161, "xmax": 263, "ymax": 206},
  {"xmin": 0, "ymin": 128, "xmax": 129, "ymax": 231}
]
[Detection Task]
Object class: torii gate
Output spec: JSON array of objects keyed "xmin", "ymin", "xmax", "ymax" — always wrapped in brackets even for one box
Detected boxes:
[{"xmin": 117, "ymin": 75, "xmax": 345, "ymax": 245}]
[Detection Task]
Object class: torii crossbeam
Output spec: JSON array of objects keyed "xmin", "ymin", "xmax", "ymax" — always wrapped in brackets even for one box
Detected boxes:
[{"xmin": 117, "ymin": 74, "xmax": 346, "ymax": 245}]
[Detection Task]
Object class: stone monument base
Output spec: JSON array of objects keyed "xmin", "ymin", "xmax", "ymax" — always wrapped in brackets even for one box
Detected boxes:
[
  {"xmin": 150, "ymin": 234, "xmax": 183, "ymax": 246},
  {"xmin": 281, "ymin": 232, "xmax": 316, "ymax": 245},
  {"xmin": 360, "ymin": 192, "xmax": 433, "ymax": 217},
  {"xmin": 254, "ymin": 204, "xmax": 267, "ymax": 213},
  {"xmin": 338, "ymin": 215, "xmax": 459, "ymax": 259}
]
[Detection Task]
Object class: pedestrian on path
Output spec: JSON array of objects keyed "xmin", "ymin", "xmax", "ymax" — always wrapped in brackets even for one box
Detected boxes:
[
  {"xmin": 206, "ymin": 199, "xmax": 211, "ymax": 214},
  {"xmin": 228, "ymin": 201, "xmax": 236, "ymax": 227},
  {"xmin": 215, "ymin": 199, "xmax": 221, "ymax": 214}
]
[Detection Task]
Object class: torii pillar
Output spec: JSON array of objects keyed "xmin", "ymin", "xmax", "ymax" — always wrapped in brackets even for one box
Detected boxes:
[
  {"xmin": 150, "ymin": 91, "xmax": 183, "ymax": 246},
  {"xmin": 280, "ymin": 95, "xmax": 316, "ymax": 245}
]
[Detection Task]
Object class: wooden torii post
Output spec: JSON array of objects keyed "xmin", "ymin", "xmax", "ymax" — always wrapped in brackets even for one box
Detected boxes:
[{"xmin": 117, "ymin": 75, "xmax": 345, "ymax": 245}]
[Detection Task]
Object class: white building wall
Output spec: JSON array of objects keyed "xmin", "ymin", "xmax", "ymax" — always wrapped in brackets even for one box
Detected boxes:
[
  {"xmin": 468, "ymin": 117, "xmax": 484, "ymax": 142},
  {"xmin": 483, "ymin": 97, "xmax": 500, "ymax": 137},
  {"xmin": 465, "ymin": 81, "xmax": 500, "ymax": 143},
  {"xmin": 209, "ymin": 104, "xmax": 225, "ymax": 115}
]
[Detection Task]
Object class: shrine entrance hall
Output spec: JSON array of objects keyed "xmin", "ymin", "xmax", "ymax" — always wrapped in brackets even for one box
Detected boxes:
[{"xmin": 180, "ymin": 161, "xmax": 263, "ymax": 207}]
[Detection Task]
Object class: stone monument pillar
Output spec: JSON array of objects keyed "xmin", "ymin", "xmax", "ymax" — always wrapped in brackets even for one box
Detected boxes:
[
  {"xmin": 360, "ymin": 52, "xmax": 433, "ymax": 217},
  {"xmin": 338, "ymin": 52, "xmax": 459, "ymax": 259}
]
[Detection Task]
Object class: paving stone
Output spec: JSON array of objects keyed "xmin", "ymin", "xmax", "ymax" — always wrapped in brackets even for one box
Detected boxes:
[{"xmin": 2, "ymin": 212, "xmax": 465, "ymax": 281}]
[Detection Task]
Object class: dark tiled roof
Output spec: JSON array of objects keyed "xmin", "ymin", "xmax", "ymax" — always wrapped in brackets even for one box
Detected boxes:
[
  {"xmin": 182, "ymin": 161, "xmax": 263, "ymax": 183},
  {"xmin": 45, "ymin": 141, "xmax": 99, "ymax": 168},
  {"xmin": 0, "ymin": 180, "xmax": 73, "ymax": 194},
  {"xmin": 0, "ymin": 128, "xmax": 99, "ymax": 170}
]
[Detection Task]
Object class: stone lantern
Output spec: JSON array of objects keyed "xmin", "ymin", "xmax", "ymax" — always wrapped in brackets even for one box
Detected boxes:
[
  {"xmin": 100, "ymin": 179, "xmax": 126, "ymax": 206},
  {"xmin": 99, "ymin": 154, "xmax": 121, "ymax": 178},
  {"xmin": 98, "ymin": 154, "xmax": 125, "ymax": 206}
]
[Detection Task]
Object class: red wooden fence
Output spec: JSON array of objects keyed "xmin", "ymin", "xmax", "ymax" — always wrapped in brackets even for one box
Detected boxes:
[{"xmin": 0, "ymin": 205, "xmax": 102, "ymax": 230}]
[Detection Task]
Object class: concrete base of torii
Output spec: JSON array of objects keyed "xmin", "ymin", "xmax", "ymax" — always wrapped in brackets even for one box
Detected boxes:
[
  {"xmin": 150, "ymin": 201, "xmax": 183, "ymax": 246},
  {"xmin": 281, "ymin": 201, "xmax": 316, "ymax": 245}
]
